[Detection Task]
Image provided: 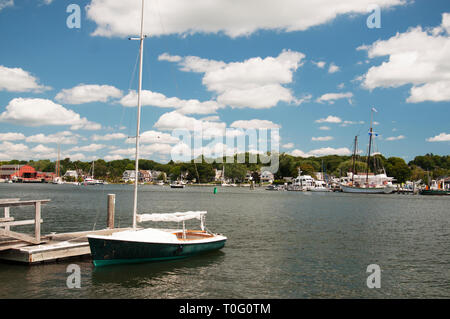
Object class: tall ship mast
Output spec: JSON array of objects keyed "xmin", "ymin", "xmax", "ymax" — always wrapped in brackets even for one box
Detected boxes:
[{"xmin": 341, "ymin": 108, "xmax": 395, "ymax": 194}]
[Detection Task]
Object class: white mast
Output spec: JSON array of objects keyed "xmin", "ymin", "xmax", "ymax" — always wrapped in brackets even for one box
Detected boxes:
[{"xmin": 132, "ymin": 0, "xmax": 145, "ymax": 229}]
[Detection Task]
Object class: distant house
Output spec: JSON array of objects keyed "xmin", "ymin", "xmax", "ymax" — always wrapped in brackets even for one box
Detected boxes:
[
  {"xmin": 260, "ymin": 171, "xmax": 275, "ymax": 183},
  {"xmin": 244, "ymin": 171, "xmax": 253, "ymax": 182},
  {"xmin": 214, "ymin": 169, "xmax": 223, "ymax": 182},
  {"xmin": 122, "ymin": 170, "xmax": 137, "ymax": 182},
  {"xmin": 64, "ymin": 170, "xmax": 78, "ymax": 179},
  {"xmin": 139, "ymin": 170, "xmax": 152, "ymax": 183},
  {"xmin": 151, "ymin": 170, "xmax": 166, "ymax": 181}
]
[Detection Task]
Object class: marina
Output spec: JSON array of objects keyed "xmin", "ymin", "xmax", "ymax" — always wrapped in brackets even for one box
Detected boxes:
[
  {"xmin": 0, "ymin": 183, "xmax": 449, "ymax": 298},
  {"xmin": 0, "ymin": 0, "xmax": 449, "ymax": 302}
]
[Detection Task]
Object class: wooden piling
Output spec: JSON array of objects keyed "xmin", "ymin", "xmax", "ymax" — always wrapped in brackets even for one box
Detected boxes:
[
  {"xmin": 34, "ymin": 201, "xmax": 41, "ymax": 243},
  {"xmin": 107, "ymin": 194, "xmax": 115, "ymax": 229}
]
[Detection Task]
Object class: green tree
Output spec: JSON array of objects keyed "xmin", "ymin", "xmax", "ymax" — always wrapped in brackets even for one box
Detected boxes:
[{"xmin": 384, "ymin": 157, "xmax": 411, "ymax": 184}]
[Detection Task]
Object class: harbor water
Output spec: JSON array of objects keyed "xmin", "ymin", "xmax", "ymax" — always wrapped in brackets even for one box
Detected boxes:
[{"xmin": 0, "ymin": 183, "xmax": 449, "ymax": 298}]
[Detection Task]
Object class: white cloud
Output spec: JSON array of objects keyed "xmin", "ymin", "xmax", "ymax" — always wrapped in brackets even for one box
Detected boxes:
[
  {"xmin": 0, "ymin": 98, "xmax": 101, "ymax": 130},
  {"xmin": 91, "ymin": 133, "xmax": 127, "ymax": 141},
  {"xmin": 119, "ymin": 89, "xmax": 221, "ymax": 115},
  {"xmin": 426, "ymin": 132, "xmax": 450, "ymax": 142},
  {"xmin": 0, "ymin": 141, "xmax": 57, "ymax": 160},
  {"xmin": 154, "ymin": 111, "xmax": 226, "ymax": 136},
  {"xmin": 340, "ymin": 120, "xmax": 365, "ymax": 127},
  {"xmin": 55, "ymin": 84, "xmax": 123, "ymax": 104},
  {"xmin": 0, "ymin": 65, "xmax": 50, "ymax": 93},
  {"xmin": 104, "ymin": 154, "xmax": 124, "ymax": 161},
  {"xmin": 385, "ymin": 135, "xmax": 405, "ymax": 141},
  {"xmin": 319, "ymin": 126, "xmax": 331, "ymax": 130},
  {"xmin": 312, "ymin": 136, "xmax": 334, "ymax": 141},
  {"xmin": 282, "ymin": 143, "xmax": 294, "ymax": 149},
  {"xmin": 0, "ymin": 1, "xmax": 13, "ymax": 12},
  {"xmin": 328, "ymin": 63, "xmax": 340, "ymax": 73},
  {"xmin": 0, "ymin": 132, "xmax": 25, "ymax": 141},
  {"xmin": 315, "ymin": 115, "xmax": 342, "ymax": 123},
  {"xmin": 407, "ymin": 81, "xmax": 450, "ymax": 103},
  {"xmin": 25, "ymin": 131, "xmax": 79, "ymax": 144},
  {"xmin": 68, "ymin": 143, "xmax": 106, "ymax": 152},
  {"xmin": 61, "ymin": 153, "xmax": 88, "ymax": 161},
  {"xmin": 158, "ymin": 53, "xmax": 182, "ymax": 62},
  {"xmin": 0, "ymin": 141, "xmax": 30, "ymax": 160},
  {"xmin": 126, "ymin": 130, "xmax": 180, "ymax": 144},
  {"xmin": 312, "ymin": 61, "xmax": 326, "ymax": 68},
  {"xmin": 159, "ymin": 50, "xmax": 306, "ymax": 109},
  {"xmin": 316, "ymin": 92, "xmax": 353, "ymax": 104},
  {"xmin": 358, "ymin": 13, "xmax": 450, "ymax": 103},
  {"xmin": 291, "ymin": 147, "xmax": 351, "ymax": 157},
  {"xmin": 31, "ymin": 144, "xmax": 54, "ymax": 154},
  {"xmin": 230, "ymin": 119, "xmax": 281, "ymax": 129},
  {"xmin": 86, "ymin": 0, "xmax": 405, "ymax": 38}
]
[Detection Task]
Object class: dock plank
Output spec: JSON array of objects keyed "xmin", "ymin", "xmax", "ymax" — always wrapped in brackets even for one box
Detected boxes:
[{"xmin": 0, "ymin": 228, "xmax": 132, "ymax": 264}]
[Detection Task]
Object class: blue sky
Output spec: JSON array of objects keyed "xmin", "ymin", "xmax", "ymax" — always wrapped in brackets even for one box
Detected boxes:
[{"xmin": 0, "ymin": 0, "xmax": 449, "ymax": 163}]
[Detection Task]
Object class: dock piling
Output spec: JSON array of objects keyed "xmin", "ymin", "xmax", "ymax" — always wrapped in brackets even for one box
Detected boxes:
[{"xmin": 107, "ymin": 194, "xmax": 115, "ymax": 229}]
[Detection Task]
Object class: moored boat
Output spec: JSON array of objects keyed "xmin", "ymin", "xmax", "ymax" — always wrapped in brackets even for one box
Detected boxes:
[
  {"xmin": 419, "ymin": 179, "xmax": 450, "ymax": 195},
  {"xmin": 87, "ymin": 0, "xmax": 226, "ymax": 266},
  {"xmin": 341, "ymin": 108, "xmax": 394, "ymax": 194},
  {"xmin": 170, "ymin": 182, "xmax": 185, "ymax": 188},
  {"xmin": 88, "ymin": 212, "xmax": 226, "ymax": 266}
]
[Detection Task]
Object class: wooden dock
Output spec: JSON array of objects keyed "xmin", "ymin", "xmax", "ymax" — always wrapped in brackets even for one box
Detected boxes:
[
  {"xmin": 0, "ymin": 228, "xmax": 131, "ymax": 264},
  {"xmin": 0, "ymin": 195, "xmax": 131, "ymax": 264}
]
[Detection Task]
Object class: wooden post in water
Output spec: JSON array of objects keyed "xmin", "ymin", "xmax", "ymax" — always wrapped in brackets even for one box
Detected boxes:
[
  {"xmin": 107, "ymin": 194, "xmax": 115, "ymax": 229},
  {"xmin": 34, "ymin": 201, "xmax": 41, "ymax": 243},
  {"xmin": 4, "ymin": 207, "xmax": 10, "ymax": 232}
]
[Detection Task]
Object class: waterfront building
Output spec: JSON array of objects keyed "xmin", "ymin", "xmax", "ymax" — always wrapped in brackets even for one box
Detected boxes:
[{"xmin": 260, "ymin": 171, "xmax": 275, "ymax": 183}]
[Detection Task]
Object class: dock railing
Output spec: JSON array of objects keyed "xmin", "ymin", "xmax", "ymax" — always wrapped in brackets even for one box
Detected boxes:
[{"xmin": 0, "ymin": 198, "xmax": 50, "ymax": 245}]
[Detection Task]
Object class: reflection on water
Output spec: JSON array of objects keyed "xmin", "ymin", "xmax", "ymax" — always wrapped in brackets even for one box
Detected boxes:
[{"xmin": 0, "ymin": 183, "xmax": 449, "ymax": 298}]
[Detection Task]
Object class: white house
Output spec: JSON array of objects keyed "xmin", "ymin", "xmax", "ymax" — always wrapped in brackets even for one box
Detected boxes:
[
  {"xmin": 214, "ymin": 169, "xmax": 223, "ymax": 182},
  {"xmin": 64, "ymin": 170, "xmax": 78, "ymax": 179},
  {"xmin": 122, "ymin": 170, "xmax": 137, "ymax": 182},
  {"xmin": 260, "ymin": 171, "xmax": 275, "ymax": 183}
]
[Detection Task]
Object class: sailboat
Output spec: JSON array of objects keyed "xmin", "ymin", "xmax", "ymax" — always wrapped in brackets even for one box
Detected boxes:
[
  {"xmin": 87, "ymin": 0, "xmax": 226, "ymax": 266},
  {"xmin": 341, "ymin": 108, "xmax": 395, "ymax": 194},
  {"xmin": 170, "ymin": 171, "xmax": 186, "ymax": 188},
  {"xmin": 310, "ymin": 160, "xmax": 331, "ymax": 192},
  {"xmin": 52, "ymin": 144, "xmax": 64, "ymax": 184},
  {"xmin": 84, "ymin": 160, "xmax": 105, "ymax": 185}
]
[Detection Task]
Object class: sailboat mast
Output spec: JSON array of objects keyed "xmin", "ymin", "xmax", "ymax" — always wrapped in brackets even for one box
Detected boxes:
[
  {"xmin": 366, "ymin": 109, "xmax": 374, "ymax": 184},
  {"xmin": 132, "ymin": 0, "xmax": 145, "ymax": 230},
  {"xmin": 351, "ymin": 135, "xmax": 357, "ymax": 184}
]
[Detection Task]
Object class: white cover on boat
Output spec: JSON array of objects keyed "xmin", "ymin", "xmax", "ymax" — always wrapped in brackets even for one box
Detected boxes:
[{"xmin": 136, "ymin": 211, "xmax": 207, "ymax": 223}]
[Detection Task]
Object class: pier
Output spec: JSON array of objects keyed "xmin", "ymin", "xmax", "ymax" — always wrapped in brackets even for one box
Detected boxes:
[{"xmin": 0, "ymin": 195, "xmax": 130, "ymax": 264}]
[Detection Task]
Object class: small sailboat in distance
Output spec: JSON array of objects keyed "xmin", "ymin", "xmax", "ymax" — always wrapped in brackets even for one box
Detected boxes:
[{"xmin": 87, "ymin": 0, "xmax": 226, "ymax": 266}]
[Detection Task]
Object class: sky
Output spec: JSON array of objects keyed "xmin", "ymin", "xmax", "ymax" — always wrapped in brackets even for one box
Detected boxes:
[{"xmin": 0, "ymin": 0, "xmax": 449, "ymax": 164}]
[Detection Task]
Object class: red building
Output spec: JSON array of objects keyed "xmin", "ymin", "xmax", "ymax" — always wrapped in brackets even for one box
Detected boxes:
[{"xmin": 0, "ymin": 165, "xmax": 55, "ymax": 182}]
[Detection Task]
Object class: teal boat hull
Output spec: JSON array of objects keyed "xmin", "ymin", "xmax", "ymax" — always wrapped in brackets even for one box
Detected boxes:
[
  {"xmin": 419, "ymin": 189, "xmax": 450, "ymax": 195},
  {"xmin": 88, "ymin": 237, "xmax": 226, "ymax": 267}
]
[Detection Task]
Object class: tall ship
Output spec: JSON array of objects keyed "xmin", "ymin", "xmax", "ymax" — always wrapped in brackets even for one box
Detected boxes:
[{"xmin": 341, "ymin": 108, "xmax": 395, "ymax": 194}]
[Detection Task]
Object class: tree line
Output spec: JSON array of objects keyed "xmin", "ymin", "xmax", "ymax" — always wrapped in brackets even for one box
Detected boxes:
[{"xmin": 1, "ymin": 153, "xmax": 448, "ymax": 184}]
